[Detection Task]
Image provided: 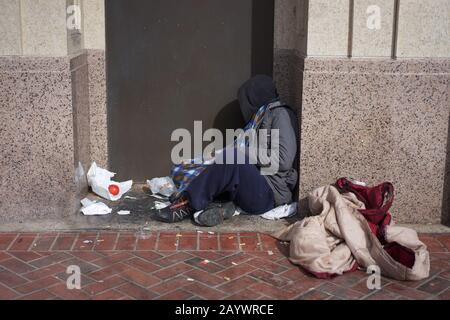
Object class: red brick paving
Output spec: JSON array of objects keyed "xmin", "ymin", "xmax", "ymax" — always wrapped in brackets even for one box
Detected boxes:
[{"xmin": 0, "ymin": 232, "xmax": 448, "ymax": 300}]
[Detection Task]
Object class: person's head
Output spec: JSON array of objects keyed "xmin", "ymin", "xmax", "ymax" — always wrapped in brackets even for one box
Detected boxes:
[{"xmin": 238, "ymin": 75, "xmax": 279, "ymax": 123}]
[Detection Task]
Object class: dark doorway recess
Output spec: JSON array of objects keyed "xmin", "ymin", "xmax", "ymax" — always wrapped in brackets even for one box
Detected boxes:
[{"xmin": 106, "ymin": 0, "xmax": 274, "ymax": 181}]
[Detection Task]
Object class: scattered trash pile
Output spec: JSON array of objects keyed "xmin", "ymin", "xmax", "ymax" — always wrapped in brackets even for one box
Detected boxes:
[
  {"xmin": 80, "ymin": 164, "xmax": 181, "ymax": 217},
  {"xmin": 80, "ymin": 162, "xmax": 298, "ymax": 222}
]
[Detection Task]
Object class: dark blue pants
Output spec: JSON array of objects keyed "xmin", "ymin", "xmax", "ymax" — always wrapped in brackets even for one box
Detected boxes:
[{"xmin": 183, "ymin": 162, "xmax": 275, "ymax": 215}]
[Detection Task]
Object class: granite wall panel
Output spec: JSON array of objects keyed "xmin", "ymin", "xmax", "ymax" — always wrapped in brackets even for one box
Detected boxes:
[
  {"xmin": 0, "ymin": 53, "xmax": 90, "ymax": 223},
  {"xmin": 298, "ymin": 57, "xmax": 450, "ymax": 224}
]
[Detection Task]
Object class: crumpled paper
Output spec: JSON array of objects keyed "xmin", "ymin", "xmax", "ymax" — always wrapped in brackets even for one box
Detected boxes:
[
  {"xmin": 80, "ymin": 198, "xmax": 112, "ymax": 216},
  {"xmin": 87, "ymin": 162, "xmax": 133, "ymax": 201},
  {"xmin": 260, "ymin": 203, "xmax": 298, "ymax": 220}
]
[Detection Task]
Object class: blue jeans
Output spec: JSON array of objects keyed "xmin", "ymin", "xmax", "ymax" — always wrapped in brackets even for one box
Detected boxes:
[{"xmin": 183, "ymin": 161, "xmax": 275, "ymax": 215}]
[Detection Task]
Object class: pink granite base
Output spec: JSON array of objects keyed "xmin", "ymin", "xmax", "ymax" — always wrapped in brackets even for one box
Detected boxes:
[
  {"xmin": 87, "ymin": 50, "xmax": 108, "ymax": 169},
  {"xmin": 0, "ymin": 53, "xmax": 91, "ymax": 223},
  {"xmin": 297, "ymin": 57, "xmax": 450, "ymax": 224}
]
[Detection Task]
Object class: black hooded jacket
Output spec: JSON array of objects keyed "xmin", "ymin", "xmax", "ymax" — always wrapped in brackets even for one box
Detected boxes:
[{"xmin": 238, "ymin": 75, "xmax": 299, "ymax": 206}]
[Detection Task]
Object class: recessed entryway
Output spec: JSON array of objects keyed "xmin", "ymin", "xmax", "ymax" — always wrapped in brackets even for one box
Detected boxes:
[{"xmin": 106, "ymin": 0, "xmax": 275, "ymax": 182}]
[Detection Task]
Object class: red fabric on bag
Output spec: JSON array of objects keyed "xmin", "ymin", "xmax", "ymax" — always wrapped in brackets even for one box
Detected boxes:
[
  {"xmin": 384, "ymin": 242, "xmax": 415, "ymax": 269},
  {"xmin": 336, "ymin": 178, "xmax": 415, "ymax": 269},
  {"xmin": 307, "ymin": 262, "xmax": 359, "ymax": 280}
]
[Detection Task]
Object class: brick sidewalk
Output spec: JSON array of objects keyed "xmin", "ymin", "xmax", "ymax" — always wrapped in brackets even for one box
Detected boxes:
[{"xmin": 0, "ymin": 232, "xmax": 448, "ymax": 300}]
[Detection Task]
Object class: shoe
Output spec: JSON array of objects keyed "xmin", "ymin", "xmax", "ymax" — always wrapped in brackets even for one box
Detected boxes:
[
  {"xmin": 194, "ymin": 202, "xmax": 236, "ymax": 227},
  {"xmin": 153, "ymin": 197, "xmax": 195, "ymax": 223}
]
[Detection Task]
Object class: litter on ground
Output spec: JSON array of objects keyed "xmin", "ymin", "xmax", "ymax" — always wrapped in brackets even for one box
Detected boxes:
[
  {"xmin": 87, "ymin": 162, "xmax": 133, "ymax": 201},
  {"xmin": 260, "ymin": 203, "xmax": 298, "ymax": 220},
  {"xmin": 117, "ymin": 210, "xmax": 131, "ymax": 216},
  {"xmin": 80, "ymin": 198, "xmax": 112, "ymax": 216},
  {"xmin": 147, "ymin": 177, "xmax": 177, "ymax": 197}
]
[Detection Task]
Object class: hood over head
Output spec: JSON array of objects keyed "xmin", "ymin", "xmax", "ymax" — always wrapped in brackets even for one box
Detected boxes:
[{"xmin": 238, "ymin": 75, "xmax": 279, "ymax": 123}]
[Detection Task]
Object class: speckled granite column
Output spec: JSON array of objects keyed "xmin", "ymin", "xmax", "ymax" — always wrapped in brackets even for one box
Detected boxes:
[
  {"xmin": 298, "ymin": 57, "xmax": 450, "ymax": 224},
  {"xmin": 87, "ymin": 49, "xmax": 108, "ymax": 168},
  {"xmin": 0, "ymin": 53, "xmax": 91, "ymax": 223},
  {"xmin": 273, "ymin": 49, "xmax": 297, "ymax": 107}
]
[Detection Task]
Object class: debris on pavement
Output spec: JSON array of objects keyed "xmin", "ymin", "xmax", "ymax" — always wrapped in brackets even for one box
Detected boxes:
[
  {"xmin": 117, "ymin": 210, "xmax": 131, "ymax": 216},
  {"xmin": 152, "ymin": 201, "xmax": 171, "ymax": 210},
  {"xmin": 147, "ymin": 177, "xmax": 177, "ymax": 197},
  {"xmin": 260, "ymin": 202, "xmax": 298, "ymax": 221},
  {"xmin": 135, "ymin": 228, "xmax": 152, "ymax": 240},
  {"xmin": 200, "ymin": 259, "xmax": 210, "ymax": 265},
  {"xmin": 80, "ymin": 198, "xmax": 112, "ymax": 216},
  {"xmin": 87, "ymin": 162, "xmax": 133, "ymax": 201}
]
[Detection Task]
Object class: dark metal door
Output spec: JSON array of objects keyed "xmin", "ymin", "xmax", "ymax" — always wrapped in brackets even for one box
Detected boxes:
[{"xmin": 106, "ymin": 0, "xmax": 274, "ymax": 181}]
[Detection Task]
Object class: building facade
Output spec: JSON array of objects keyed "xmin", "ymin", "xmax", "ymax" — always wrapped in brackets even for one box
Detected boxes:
[{"xmin": 0, "ymin": 0, "xmax": 449, "ymax": 225}]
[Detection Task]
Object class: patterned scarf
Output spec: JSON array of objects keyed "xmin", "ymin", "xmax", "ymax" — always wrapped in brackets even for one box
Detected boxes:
[{"xmin": 171, "ymin": 102, "xmax": 280, "ymax": 194}]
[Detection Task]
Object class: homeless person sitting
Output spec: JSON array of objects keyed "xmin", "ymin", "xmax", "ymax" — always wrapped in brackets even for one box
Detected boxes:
[{"xmin": 154, "ymin": 75, "xmax": 299, "ymax": 227}]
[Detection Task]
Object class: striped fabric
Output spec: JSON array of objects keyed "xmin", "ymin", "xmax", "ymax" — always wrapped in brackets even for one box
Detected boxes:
[{"xmin": 171, "ymin": 103, "xmax": 272, "ymax": 194}]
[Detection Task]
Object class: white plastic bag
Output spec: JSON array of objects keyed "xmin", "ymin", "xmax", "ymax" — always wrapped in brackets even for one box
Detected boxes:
[
  {"xmin": 87, "ymin": 162, "xmax": 133, "ymax": 201},
  {"xmin": 146, "ymin": 177, "xmax": 177, "ymax": 197}
]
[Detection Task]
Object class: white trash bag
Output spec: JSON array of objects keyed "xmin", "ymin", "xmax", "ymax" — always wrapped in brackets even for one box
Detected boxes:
[
  {"xmin": 87, "ymin": 162, "xmax": 133, "ymax": 201},
  {"xmin": 147, "ymin": 177, "xmax": 177, "ymax": 197}
]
